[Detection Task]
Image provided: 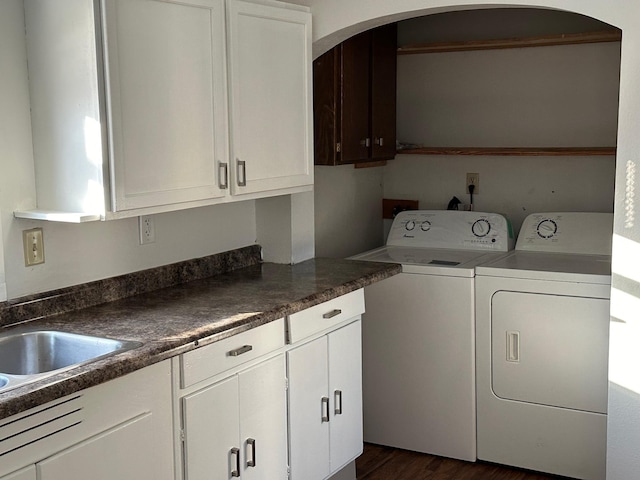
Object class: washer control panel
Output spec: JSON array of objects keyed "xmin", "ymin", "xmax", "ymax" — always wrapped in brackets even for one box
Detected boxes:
[
  {"xmin": 516, "ymin": 212, "xmax": 613, "ymax": 255},
  {"xmin": 387, "ymin": 210, "xmax": 514, "ymax": 251}
]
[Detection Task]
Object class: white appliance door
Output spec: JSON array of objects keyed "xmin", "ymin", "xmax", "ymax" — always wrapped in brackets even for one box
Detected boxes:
[
  {"xmin": 362, "ymin": 272, "xmax": 476, "ymax": 461},
  {"xmin": 491, "ymin": 291, "xmax": 609, "ymax": 413}
]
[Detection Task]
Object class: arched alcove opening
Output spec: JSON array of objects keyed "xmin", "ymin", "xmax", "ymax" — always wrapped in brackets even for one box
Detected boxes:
[{"xmin": 313, "ymin": 7, "xmax": 620, "ymax": 255}]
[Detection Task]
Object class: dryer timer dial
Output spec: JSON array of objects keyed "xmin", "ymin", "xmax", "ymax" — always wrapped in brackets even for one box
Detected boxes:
[{"xmin": 536, "ymin": 219, "xmax": 558, "ymax": 239}]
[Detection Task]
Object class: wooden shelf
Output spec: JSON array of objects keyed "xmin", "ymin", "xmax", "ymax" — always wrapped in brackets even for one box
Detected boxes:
[
  {"xmin": 396, "ymin": 147, "xmax": 617, "ymax": 156},
  {"xmin": 397, "ymin": 30, "xmax": 621, "ymax": 55}
]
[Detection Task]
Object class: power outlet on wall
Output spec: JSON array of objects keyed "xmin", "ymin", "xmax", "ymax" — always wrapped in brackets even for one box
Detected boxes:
[
  {"xmin": 466, "ymin": 172, "xmax": 479, "ymax": 194},
  {"xmin": 139, "ymin": 215, "xmax": 156, "ymax": 245}
]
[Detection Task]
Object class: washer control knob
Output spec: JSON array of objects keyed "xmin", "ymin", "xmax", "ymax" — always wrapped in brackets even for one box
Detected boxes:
[
  {"xmin": 405, "ymin": 220, "xmax": 416, "ymax": 231},
  {"xmin": 537, "ymin": 219, "xmax": 558, "ymax": 238},
  {"xmin": 472, "ymin": 219, "xmax": 491, "ymax": 237},
  {"xmin": 420, "ymin": 220, "xmax": 432, "ymax": 232}
]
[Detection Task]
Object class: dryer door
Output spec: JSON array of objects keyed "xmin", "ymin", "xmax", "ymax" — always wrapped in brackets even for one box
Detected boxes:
[{"xmin": 491, "ymin": 291, "xmax": 609, "ymax": 413}]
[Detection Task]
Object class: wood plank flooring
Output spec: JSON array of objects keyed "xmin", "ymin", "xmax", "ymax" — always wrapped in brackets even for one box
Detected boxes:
[{"xmin": 356, "ymin": 443, "xmax": 570, "ymax": 480}]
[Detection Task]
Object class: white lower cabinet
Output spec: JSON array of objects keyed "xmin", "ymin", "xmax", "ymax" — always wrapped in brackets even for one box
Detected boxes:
[
  {"xmin": 175, "ymin": 318, "xmax": 288, "ymax": 480},
  {"xmin": 0, "ymin": 361, "xmax": 174, "ymax": 480},
  {"xmin": 37, "ymin": 413, "xmax": 156, "ymax": 480},
  {"xmin": 0, "ymin": 467, "xmax": 36, "ymax": 480},
  {"xmin": 182, "ymin": 355, "xmax": 288, "ymax": 479},
  {"xmin": 286, "ymin": 290, "xmax": 365, "ymax": 480}
]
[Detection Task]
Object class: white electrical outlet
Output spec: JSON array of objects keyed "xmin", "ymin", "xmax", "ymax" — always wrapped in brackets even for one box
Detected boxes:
[
  {"xmin": 466, "ymin": 172, "xmax": 479, "ymax": 194},
  {"xmin": 23, "ymin": 228, "xmax": 45, "ymax": 266},
  {"xmin": 139, "ymin": 215, "xmax": 156, "ymax": 245}
]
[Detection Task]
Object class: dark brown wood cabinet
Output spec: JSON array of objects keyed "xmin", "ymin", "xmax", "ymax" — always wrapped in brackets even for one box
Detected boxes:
[{"xmin": 313, "ymin": 23, "xmax": 397, "ymax": 165}]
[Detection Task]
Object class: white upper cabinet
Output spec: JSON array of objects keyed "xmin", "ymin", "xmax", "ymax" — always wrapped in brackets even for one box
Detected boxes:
[
  {"xmin": 104, "ymin": 0, "xmax": 229, "ymax": 211},
  {"xmin": 227, "ymin": 0, "xmax": 313, "ymax": 195},
  {"xmin": 16, "ymin": 0, "xmax": 312, "ymax": 222}
]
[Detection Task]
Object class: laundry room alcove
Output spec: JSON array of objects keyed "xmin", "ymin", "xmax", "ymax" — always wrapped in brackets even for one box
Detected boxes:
[{"xmin": 314, "ymin": 7, "xmax": 621, "ymax": 258}]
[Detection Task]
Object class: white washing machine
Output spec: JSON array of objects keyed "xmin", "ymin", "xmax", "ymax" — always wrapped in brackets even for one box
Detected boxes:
[
  {"xmin": 350, "ymin": 210, "xmax": 513, "ymax": 461},
  {"xmin": 475, "ymin": 212, "xmax": 613, "ymax": 480}
]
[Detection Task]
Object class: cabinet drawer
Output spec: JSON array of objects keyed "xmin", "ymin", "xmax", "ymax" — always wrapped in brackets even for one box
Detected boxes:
[
  {"xmin": 287, "ymin": 289, "xmax": 365, "ymax": 344},
  {"xmin": 180, "ymin": 318, "xmax": 285, "ymax": 388}
]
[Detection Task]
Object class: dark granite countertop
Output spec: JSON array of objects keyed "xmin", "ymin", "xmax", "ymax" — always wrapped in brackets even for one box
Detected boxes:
[{"xmin": 0, "ymin": 256, "xmax": 400, "ymax": 420}]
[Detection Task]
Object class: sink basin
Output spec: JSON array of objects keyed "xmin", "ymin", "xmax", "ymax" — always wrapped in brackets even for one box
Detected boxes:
[
  {"xmin": 0, "ymin": 330, "xmax": 141, "ymax": 379},
  {"xmin": 0, "ymin": 375, "xmax": 7, "ymax": 389}
]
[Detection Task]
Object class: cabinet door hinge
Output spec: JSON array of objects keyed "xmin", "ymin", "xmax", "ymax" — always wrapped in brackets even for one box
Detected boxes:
[
  {"xmin": 287, "ymin": 465, "xmax": 291, "ymax": 479},
  {"xmin": 180, "ymin": 428, "xmax": 185, "ymax": 443},
  {"xmin": 336, "ymin": 142, "xmax": 341, "ymax": 153},
  {"xmin": 285, "ymin": 377, "xmax": 289, "ymax": 391}
]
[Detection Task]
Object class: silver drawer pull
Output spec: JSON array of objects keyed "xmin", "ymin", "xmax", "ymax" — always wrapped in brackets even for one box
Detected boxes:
[
  {"xmin": 321, "ymin": 397, "xmax": 330, "ymax": 422},
  {"xmin": 334, "ymin": 390, "xmax": 343, "ymax": 415},
  {"xmin": 322, "ymin": 309, "xmax": 342, "ymax": 319},
  {"xmin": 237, "ymin": 160, "xmax": 247, "ymax": 187},
  {"xmin": 228, "ymin": 344, "xmax": 253, "ymax": 357},
  {"xmin": 247, "ymin": 438, "xmax": 256, "ymax": 467},
  {"xmin": 219, "ymin": 161, "xmax": 228, "ymax": 189},
  {"xmin": 230, "ymin": 447, "xmax": 240, "ymax": 477}
]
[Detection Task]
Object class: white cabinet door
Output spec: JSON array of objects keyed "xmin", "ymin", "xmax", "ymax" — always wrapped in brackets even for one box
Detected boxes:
[
  {"xmin": 328, "ymin": 321, "xmax": 363, "ymax": 472},
  {"xmin": 227, "ymin": 0, "xmax": 312, "ymax": 196},
  {"xmin": 104, "ymin": 0, "xmax": 229, "ymax": 211},
  {"xmin": 37, "ymin": 413, "xmax": 157, "ymax": 480},
  {"xmin": 183, "ymin": 376, "xmax": 240, "ymax": 480},
  {"xmin": 238, "ymin": 355, "xmax": 288, "ymax": 480},
  {"xmin": 0, "ymin": 467, "xmax": 36, "ymax": 480},
  {"xmin": 288, "ymin": 319, "xmax": 364, "ymax": 480},
  {"xmin": 287, "ymin": 336, "xmax": 331, "ymax": 480},
  {"xmin": 182, "ymin": 354, "xmax": 288, "ymax": 480}
]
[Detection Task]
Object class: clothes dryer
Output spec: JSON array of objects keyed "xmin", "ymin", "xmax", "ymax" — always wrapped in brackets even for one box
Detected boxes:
[
  {"xmin": 350, "ymin": 210, "xmax": 513, "ymax": 461},
  {"xmin": 475, "ymin": 212, "xmax": 613, "ymax": 480}
]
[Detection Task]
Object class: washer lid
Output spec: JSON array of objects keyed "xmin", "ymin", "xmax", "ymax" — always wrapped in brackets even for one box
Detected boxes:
[
  {"xmin": 476, "ymin": 250, "xmax": 611, "ymax": 284},
  {"xmin": 350, "ymin": 246, "xmax": 509, "ymax": 277}
]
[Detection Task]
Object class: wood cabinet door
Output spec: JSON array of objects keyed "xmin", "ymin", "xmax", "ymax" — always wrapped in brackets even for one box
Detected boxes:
[
  {"xmin": 227, "ymin": 0, "xmax": 313, "ymax": 195},
  {"xmin": 340, "ymin": 31, "xmax": 372, "ymax": 163},
  {"xmin": 182, "ymin": 377, "xmax": 241, "ymax": 480},
  {"xmin": 287, "ymin": 337, "xmax": 331, "ymax": 480},
  {"xmin": 313, "ymin": 48, "xmax": 340, "ymax": 165},
  {"xmin": 37, "ymin": 414, "xmax": 159, "ymax": 480},
  {"xmin": 104, "ymin": 0, "xmax": 229, "ymax": 211},
  {"xmin": 238, "ymin": 355, "xmax": 288, "ymax": 480},
  {"xmin": 328, "ymin": 320, "xmax": 364, "ymax": 472},
  {"xmin": 371, "ymin": 24, "xmax": 397, "ymax": 161}
]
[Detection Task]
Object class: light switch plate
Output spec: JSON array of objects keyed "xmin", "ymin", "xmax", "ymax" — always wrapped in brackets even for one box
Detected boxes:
[{"xmin": 23, "ymin": 228, "xmax": 45, "ymax": 266}]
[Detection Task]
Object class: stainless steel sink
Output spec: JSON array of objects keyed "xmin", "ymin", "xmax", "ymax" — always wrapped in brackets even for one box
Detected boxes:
[{"xmin": 0, "ymin": 330, "xmax": 141, "ymax": 392}]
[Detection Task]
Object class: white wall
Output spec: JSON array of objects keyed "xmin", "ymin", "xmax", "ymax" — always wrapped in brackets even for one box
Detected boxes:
[
  {"xmin": 4, "ymin": 203, "xmax": 257, "ymax": 299},
  {"xmin": 397, "ymin": 42, "xmax": 620, "ymax": 149},
  {"xmin": 314, "ymin": 165, "xmax": 384, "ymax": 258},
  {"xmin": 295, "ymin": 0, "xmax": 640, "ymax": 478},
  {"xmin": 385, "ymin": 155, "xmax": 615, "ymax": 235},
  {"xmin": 0, "ymin": 0, "xmax": 35, "ymax": 301},
  {"xmin": 387, "ymin": 38, "xmax": 619, "ymax": 235}
]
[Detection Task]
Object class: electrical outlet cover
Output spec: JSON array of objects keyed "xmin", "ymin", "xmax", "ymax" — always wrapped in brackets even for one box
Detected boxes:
[{"xmin": 139, "ymin": 216, "xmax": 156, "ymax": 245}]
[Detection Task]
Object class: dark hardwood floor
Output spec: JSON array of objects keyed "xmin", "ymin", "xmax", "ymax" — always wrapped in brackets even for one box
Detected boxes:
[{"xmin": 356, "ymin": 443, "xmax": 570, "ymax": 480}]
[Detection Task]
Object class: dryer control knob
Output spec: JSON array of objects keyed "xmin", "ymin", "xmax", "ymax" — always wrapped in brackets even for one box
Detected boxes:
[
  {"xmin": 537, "ymin": 219, "xmax": 558, "ymax": 238},
  {"xmin": 405, "ymin": 220, "xmax": 416, "ymax": 231}
]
